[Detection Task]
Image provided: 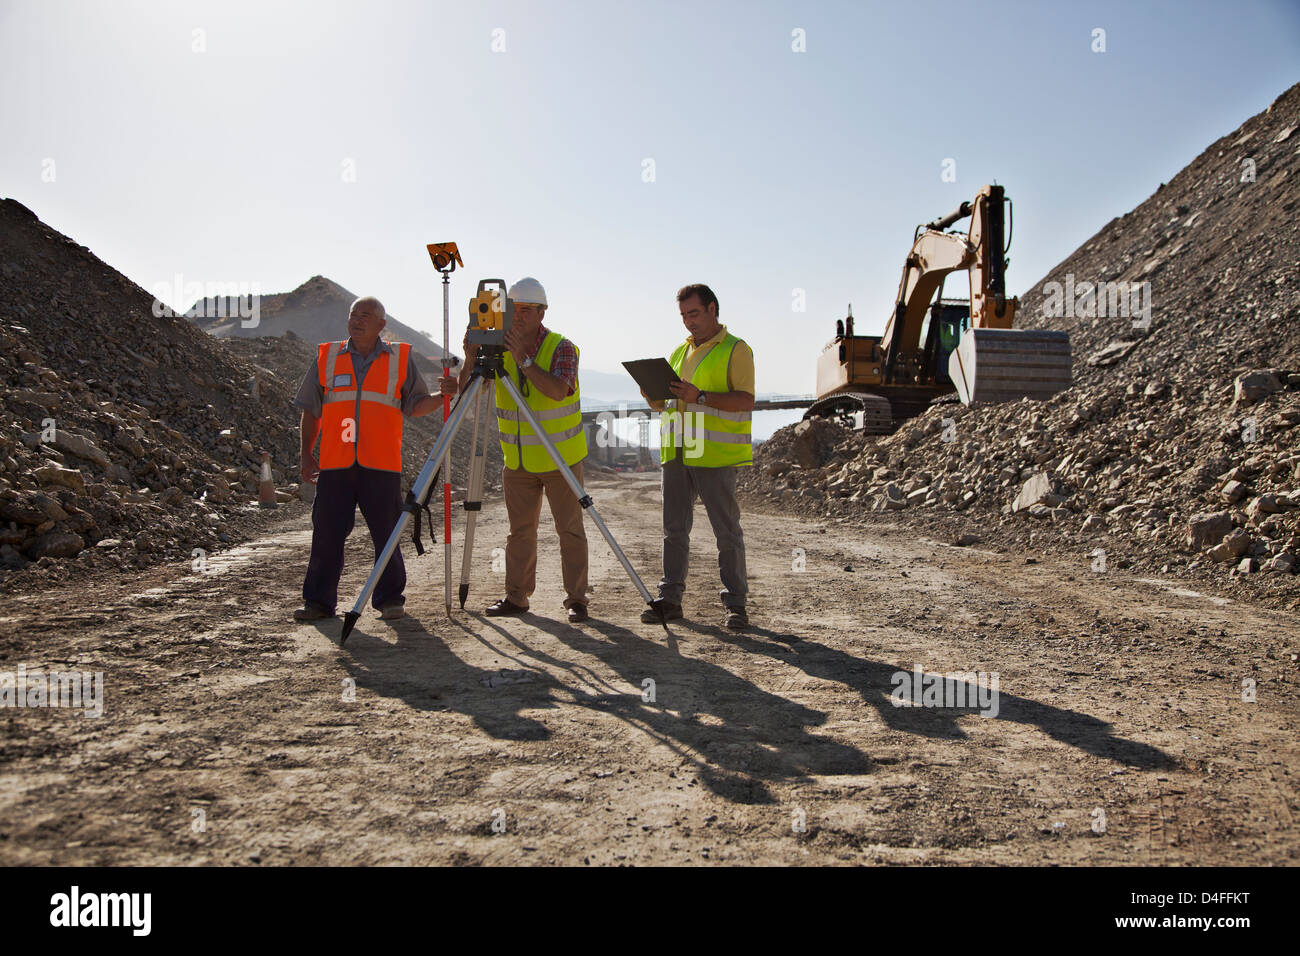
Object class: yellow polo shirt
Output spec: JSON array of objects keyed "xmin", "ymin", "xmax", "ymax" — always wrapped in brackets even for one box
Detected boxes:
[{"xmin": 649, "ymin": 324, "xmax": 754, "ymax": 410}]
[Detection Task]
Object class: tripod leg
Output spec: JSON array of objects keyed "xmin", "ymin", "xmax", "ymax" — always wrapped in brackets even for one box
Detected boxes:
[
  {"xmin": 457, "ymin": 382, "xmax": 490, "ymax": 608},
  {"xmin": 340, "ymin": 373, "xmax": 486, "ymax": 644},
  {"xmin": 498, "ymin": 376, "xmax": 669, "ymax": 632}
]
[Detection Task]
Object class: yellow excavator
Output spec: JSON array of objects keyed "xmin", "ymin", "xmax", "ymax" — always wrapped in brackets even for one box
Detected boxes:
[{"xmin": 806, "ymin": 184, "xmax": 1071, "ymax": 432}]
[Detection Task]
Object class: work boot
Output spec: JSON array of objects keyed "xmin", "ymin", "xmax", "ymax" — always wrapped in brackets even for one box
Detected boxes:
[
  {"xmin": 725, "ymin": 607, "xmax": 749, "ymax": 631},
  {"xmin": 567, "ymin": 603, "xmax": 589, "ymax": 623},
  {"xmin": 485, "ymin": 598, "xmax": 527, "ymax": 617},
  {"xmin": 293, "ymin": 604, "xmax": 333, "ymax": 621},
  {"xmin": 379, "ymin": 602, "xmax": 406, "ymax": 620},
  {"xmin": 642, "ymin": 602, "xmax": 683, "ymax": 624}
]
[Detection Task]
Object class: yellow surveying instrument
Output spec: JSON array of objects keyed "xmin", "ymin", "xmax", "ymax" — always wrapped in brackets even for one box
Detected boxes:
[{"xmin": 466, "ymin": 279, "xmax": 512, "ymax": 346}]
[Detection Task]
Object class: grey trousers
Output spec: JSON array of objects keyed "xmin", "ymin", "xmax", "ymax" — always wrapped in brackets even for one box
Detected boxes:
[{"xmin": 659, "ymin": 458, "xmax": 748, "ymax": 609}]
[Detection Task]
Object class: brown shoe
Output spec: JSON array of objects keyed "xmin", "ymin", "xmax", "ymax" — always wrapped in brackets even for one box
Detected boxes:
[
  {"xmin": 293, "ymin": 605, "xmax": 332, "ymax": 621},
  {"xmin": 725, "ymin": 607, "xmax": 749, "ymax": 630},
  {"xmin": 485, "ymin": 598, "xmax": 527, "ymax": 617},
  {"xmin": 642, "ymin": 602, "xmax": 683, "ymax": 624},
  {"xmin": 567, "ymin": 604, "xmax": 588, "ymax": 623}
]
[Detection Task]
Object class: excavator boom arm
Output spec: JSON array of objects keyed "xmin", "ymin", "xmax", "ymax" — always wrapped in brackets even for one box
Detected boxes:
[{"xmin": 879, "ymin": 184, "xmax": 1015, "ymax": 367}]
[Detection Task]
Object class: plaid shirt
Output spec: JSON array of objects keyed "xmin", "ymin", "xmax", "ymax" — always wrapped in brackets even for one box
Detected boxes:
[{"xmin": 527, "ymin": 323, "xmax": 578, "ymax": 395}]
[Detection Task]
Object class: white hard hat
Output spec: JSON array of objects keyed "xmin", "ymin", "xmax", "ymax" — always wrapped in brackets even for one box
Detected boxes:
[{"xmin": 508, "ymin": 277, "xmax": 547, "ymax": 306}]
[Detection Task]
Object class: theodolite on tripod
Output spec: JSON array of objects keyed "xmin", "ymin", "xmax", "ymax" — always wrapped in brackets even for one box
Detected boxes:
[{"xmin": 338, "ymin": 278, "xmax": 668, "ymax": 644}]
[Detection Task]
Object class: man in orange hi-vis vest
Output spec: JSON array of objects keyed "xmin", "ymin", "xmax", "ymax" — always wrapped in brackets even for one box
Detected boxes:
[{"xmin": 291, "ymin": 296, "xmax": 453, "ymax": 622}]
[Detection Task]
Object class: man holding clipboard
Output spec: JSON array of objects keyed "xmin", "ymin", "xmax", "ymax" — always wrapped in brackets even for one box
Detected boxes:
[{"xmin": 635, "ymin": 283, "xmax": 754, "ymax": 630}]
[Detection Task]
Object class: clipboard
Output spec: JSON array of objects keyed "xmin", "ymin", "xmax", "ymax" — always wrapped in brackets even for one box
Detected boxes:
[{"xmin": 622, "ymin": 358, "xmax": 681, "ymax": 402}]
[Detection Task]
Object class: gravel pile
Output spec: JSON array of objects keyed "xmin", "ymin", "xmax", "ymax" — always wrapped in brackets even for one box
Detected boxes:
[
  {"xmin": 0, "ymin": 198, "xmax": 310, "ymax": 587},
  {"xmin": 189, "ymin": 273, "xmax": 450, "ymax": 361}
]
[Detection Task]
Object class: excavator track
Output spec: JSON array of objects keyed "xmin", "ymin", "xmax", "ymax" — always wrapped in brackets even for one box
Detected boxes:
[{"xmin": 804, "ymin": 392, "xmax": 894, "ymax": 434}]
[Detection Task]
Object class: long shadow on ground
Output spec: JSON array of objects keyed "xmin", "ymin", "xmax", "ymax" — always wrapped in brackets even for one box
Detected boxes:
[
  {"xmin": 336, "ymin": 608, "xmax": 876, "ymax": 804},
  {"xmin": 495, "ymin": 613, "xmax": 874, "ymax": 805},
  {"xmin": 338, "ymin": 613, "xmax": 559, "ymax": 741},
  {"xmin": 331, "ymin": 606, "xmax": 1170, "ymax": 810},
  {"xmin": 731, "ymin": 622, "xmax": 1172, "ymax": 770}
]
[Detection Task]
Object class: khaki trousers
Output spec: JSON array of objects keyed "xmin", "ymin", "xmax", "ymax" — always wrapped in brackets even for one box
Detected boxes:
[{"xmin": 503, "ymin": 462, "xmax": 589, "ymax": 610}]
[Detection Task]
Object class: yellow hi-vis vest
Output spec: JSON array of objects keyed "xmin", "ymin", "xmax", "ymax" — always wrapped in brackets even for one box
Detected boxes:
[
  {"xmin": 497, "ymin": 330, "xmax": 587, "ymax": 473},
  {"xmin": 660, "ymin": 332, "xmax": 752, "ymax": 467}
]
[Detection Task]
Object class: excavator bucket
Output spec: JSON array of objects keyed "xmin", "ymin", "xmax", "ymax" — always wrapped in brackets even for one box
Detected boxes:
[{"xmin": 948, "ymin": 328, "xmax": 1072, "ymax": 405}]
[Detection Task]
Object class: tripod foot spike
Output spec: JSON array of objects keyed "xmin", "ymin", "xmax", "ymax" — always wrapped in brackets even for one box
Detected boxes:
[
  {"xmin": 648, "ymin": 598, "xmax": 670, "ymax": 634},
  {"xmin": 340, "ymin": 611, "xmax": 361, "ymax": 645},
  {"xmin": 458, "ymin": 583, "xmax": 468, "ymax": 609}
]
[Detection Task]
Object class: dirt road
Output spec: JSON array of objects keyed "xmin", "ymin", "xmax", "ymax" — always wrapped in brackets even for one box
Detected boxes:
[{"xmin": 0, "ymin": 473, "xmax": 1295, "ymax": 865}]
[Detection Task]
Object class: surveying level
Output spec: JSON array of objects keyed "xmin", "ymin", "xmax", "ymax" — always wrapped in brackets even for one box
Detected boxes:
[{"xmin": 466, "ymin": 278, "xmax": 512, "ymax": 347}]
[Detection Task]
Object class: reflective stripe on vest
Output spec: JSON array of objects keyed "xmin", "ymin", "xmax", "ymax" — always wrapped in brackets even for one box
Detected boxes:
[
  {"xmin": 317, "ymin": 340, "xmax": 409, "ymax": 472},
  {"xmin": 659, "ymin": 332, "xmax": 752, "ymax": 468},
  {"xmin": 496, "ymin": 330, "xmax": 587, "ymax": 472}
]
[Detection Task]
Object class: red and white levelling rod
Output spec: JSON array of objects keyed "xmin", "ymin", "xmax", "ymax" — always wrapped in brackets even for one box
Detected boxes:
[
  {"xmin": 427, "ymin": 242, "xmax": 463, "ymax": 617},
  {"xmin": 441, "ymin": 356, "xmax": 452, "ymax": 617}
]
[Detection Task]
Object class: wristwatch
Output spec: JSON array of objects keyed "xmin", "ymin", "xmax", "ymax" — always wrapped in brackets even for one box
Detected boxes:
[
  {"xmin": 520, "ymin": 355, "xmax": 534, "ymax": 370},
  {"xmin": 697, "ymin": 390, "xmax": 708, "ymax": 406}
]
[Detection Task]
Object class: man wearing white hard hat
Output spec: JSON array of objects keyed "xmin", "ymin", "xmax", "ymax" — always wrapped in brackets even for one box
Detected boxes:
[{"xmin": 452, "ymin": 277, "xmax": 590, "ymax": 622}]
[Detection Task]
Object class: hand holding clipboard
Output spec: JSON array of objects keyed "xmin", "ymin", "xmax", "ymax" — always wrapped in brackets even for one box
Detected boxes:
[{"xmin": 622, "ymin": 358, "xmax": 682, "ymax": 403}]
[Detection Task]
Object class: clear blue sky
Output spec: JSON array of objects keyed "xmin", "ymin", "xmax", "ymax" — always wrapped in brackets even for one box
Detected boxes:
[{"xmin": 2, "ymin": 0, "xmax": 1297, "ymax": 398}]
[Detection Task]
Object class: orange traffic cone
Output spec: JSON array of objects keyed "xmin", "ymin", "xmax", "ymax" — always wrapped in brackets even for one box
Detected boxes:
[{"xmin": 258, "ymin": 452, "xmax": 278, "ymax": 508}]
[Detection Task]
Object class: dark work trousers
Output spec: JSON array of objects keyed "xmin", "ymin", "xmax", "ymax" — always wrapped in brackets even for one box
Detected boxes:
[
  {"xmin": 658, "ymin": 458, "xmax": 747, "ymax": 610},
  {"xmin": 302, "ymin": 465, "xmax": 406, "ymax": 613}
]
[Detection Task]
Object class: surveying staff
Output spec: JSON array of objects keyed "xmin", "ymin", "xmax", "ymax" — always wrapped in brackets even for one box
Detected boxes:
[
  {"xmin": 293, "ymin": 296, "xmax": 453, "ymax": 622},
  {"xmin": 450, "ymin": 277, "xmax": 590, "ymax": 623},
  {"xmin": 642, "ymin": 284, "xmax": 754, "ymax": 630}
]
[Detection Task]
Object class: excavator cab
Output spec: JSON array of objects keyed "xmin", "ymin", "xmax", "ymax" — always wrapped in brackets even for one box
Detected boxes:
[{"xmin": 926, "ymin": 301, "xmax": 967, "ymax": 386}]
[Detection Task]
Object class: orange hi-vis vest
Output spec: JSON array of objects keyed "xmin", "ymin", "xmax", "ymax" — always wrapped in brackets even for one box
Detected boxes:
[{"xmin": 316, "ymin": 340, "xmax": 411, "ymax": 472}]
